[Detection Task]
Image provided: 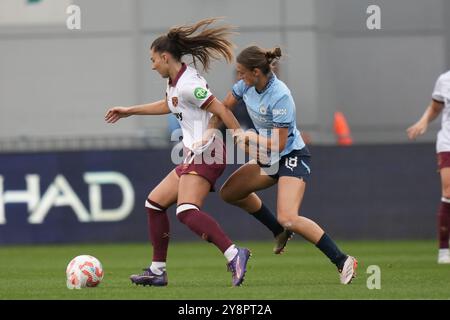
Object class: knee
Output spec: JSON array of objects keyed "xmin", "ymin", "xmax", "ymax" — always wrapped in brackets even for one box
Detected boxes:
[
  {"xmin": 219, "ymin": 185, "xmax": 234, "ymax": 203},
  {"xmin": 220, "ymin": 183, "xmax": 250, "ymax": 205},
  {"xmin": 277, "ymin": 214, "xmax": 296, "ymax": 230},
  {"xmin": 146, "ymin": 189, "xmax": 159, "ymax": 207},
  {"xmin": 145, "ymin": 198, "xmax": 166, "ymax": 212},
  {"xmin": 443, "ymin": 188, "xmax": 450, "ymax": 200}
]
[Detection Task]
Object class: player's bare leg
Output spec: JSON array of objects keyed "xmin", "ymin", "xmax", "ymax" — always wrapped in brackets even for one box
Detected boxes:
[
  {"xmin": 220, "ymin": 160, "xmax": 293, "ymax": 253},
  {"xmin": 277, "ymin": 176, "xmax": 357, "ymax": 284},
  {"xmin": 276, "ymin": 177, "xmax": 322, "ymax": 242},
  {"xmin": 147, "ymin": 169, "xmax": 179, "ymax": 208},
  {"xmin": 176, "ymin": 173, "xmax": 210, "ymax": 208},
  {"xmin": 221, "ymin": 160, "xmax": 276, "ymax": 211},
  {"xmin": 177, "ymin": 173, "xmax": 250, "ymax": 286},
  {"xmin": 438, "ymin": 168, "xmax": 450, "ymax": 263},
  {"xmin": 130, "ymin": 170, "xmax": 179, "ymax": 286}
]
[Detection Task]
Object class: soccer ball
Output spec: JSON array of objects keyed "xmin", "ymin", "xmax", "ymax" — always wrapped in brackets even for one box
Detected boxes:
[{"xmin": 66, "ymin": 255, "xmax": 104, "ymax": 289}]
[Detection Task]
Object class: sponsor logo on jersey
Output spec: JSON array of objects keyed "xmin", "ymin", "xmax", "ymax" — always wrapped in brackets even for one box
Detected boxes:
[
  {"xmin": 273, "ymin": 108, "xmax": 287, "ymax": 116},
  {"xmin": 172, "ymin": 97, "xmax": 178, "ymax": 107},
  {"xmin": 194, "ymin": 87, "xmax": 208, "ymax": 100}
]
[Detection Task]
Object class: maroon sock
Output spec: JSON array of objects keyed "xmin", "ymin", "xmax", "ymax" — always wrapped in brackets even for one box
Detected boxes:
[
  {"xmin": 438, "ymin": 200, "xmax": 450, "ymax": 249},
  {"xmin": 146, "ymin": 200, "xmax": 170, "ymax": 262},
  {"xmin": 177, "ymin": 204, "xmax": 233, "ymax": 253}
]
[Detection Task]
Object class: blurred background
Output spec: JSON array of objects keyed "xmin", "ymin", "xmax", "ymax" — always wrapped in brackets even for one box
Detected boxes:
[{"xmin": 0, "ymin": 0, "xmax": 448, "ymax": 244}]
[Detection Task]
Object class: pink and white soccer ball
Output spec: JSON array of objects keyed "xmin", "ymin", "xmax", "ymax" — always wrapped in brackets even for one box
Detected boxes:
[{"xmin": 66, "ymin": 255, "xmax": 104, "ymax": 289}]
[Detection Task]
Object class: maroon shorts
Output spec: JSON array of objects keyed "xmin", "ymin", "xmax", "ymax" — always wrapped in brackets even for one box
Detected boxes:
[
  {"xmin": 175, "ymin": 139, "xmax": 226, "ymax": 191},
  {"xmin": 438, "ymin": 152, "xmax": 450, "ymax": 171}
]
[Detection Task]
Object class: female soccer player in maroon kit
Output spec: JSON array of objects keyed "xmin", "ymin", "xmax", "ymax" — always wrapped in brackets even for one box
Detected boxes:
[
  {"xmin": 105, "ymin": 18, "xmax": 250, "ymax": 286},
  {"xmin": 408, "ymin": 70, "xmax": 450, "ymax": 264}
]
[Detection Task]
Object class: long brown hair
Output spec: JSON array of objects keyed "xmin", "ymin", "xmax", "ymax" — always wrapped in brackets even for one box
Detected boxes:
[
  {"xmin": 151, "ymin": 18, "xmax": 235, "ymax": 71},
  {"xmin": 237, "ymin": 46, "xmax": 282, "ymax": 75}
]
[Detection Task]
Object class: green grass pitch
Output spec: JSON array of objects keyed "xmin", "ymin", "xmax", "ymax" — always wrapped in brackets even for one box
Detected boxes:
[{"xmin": 0, "ymin": 240, "xmax": 449, "ymax": 300}]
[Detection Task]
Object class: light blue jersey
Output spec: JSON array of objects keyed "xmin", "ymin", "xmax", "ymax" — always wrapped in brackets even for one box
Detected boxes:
[{"xmin": 232, "ymin": 74, "xmax": 306, "ymax": 159}]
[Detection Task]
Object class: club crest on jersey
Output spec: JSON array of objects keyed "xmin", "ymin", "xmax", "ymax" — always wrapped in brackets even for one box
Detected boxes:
[
  {"xmin": 259, "ymin": 105, "xmax": 267, "ymax": 115},
  {"xmin": 194, "ymin": 87, "xmax": 208, "ymax": 100},
  {"xmin": 172, "ymin": 97, "xmax": 178, "ymax": 107}
]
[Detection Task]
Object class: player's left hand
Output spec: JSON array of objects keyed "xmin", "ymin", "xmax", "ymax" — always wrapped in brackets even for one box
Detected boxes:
[
  {"xmin": 406, "ymin": 120, "xmax": 427, "ymax": 140},
  {"xmin": 105, "ymin": 106, "xmax": 131, "ymax": 123}
]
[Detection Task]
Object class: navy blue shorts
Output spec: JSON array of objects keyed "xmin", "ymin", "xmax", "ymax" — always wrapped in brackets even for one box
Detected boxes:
[{"xmin": 258, "ymin": 148, "xmax": 311, "ymax": 181}]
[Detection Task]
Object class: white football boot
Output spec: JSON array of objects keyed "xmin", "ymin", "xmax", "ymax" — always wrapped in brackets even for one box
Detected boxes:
[{"xmin": 339, "ymin": 256, "xmax": 358, "ymax": 284}]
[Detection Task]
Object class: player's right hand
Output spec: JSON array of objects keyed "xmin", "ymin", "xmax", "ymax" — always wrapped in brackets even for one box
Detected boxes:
[
  {"xmin": 105, "ymin": 106, "xmax": 131, "ymax": 123},
  {"xmin": 406, "ymin": 121, "xmax": 427, "ymax": 140}
]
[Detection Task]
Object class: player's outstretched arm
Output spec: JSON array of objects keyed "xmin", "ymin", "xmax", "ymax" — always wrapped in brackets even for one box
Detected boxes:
[
  {"xmin": 407, "ymin": 100, "xmax": 444, "ymax": 140},
  {"xmin": 105, "ymin": 99, "xmax": 170, "ymax": 123}
]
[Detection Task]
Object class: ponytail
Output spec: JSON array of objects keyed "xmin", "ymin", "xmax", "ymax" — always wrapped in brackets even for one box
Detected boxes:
[
  {"xmin": 237, "ymin": 46, "xmax": 282, "ymax": 75},
  {"xmin": 265, "ymin": 47, "xmax": 282, "ymax": 65},
  {"xmin": 151, "ymin": 17, "xmax": 235, "ymax": 71}
]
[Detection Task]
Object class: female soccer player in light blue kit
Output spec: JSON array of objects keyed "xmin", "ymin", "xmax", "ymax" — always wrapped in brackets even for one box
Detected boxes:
[{"xmin": 220, "ymin": 46, "xmax": 358, "ymax": 284}]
